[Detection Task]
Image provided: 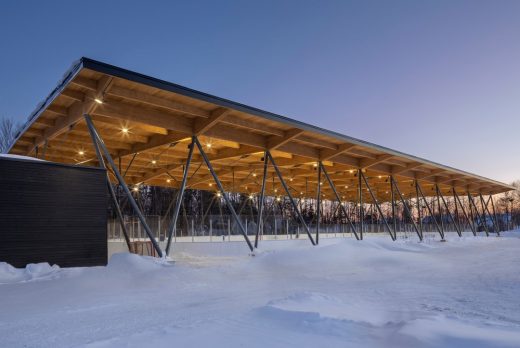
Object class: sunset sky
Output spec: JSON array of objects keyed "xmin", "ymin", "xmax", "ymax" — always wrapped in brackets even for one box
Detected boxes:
[{"xmin": 1, "ymin": 0, "xmax": 519, "ymax": 182}]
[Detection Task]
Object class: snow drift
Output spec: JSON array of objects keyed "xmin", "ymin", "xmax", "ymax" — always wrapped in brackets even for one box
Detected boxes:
[
  {"xmin": 1, "ymin": 233, "xmax": 519, "ymax": 348},
  {"xmin": 0, "ymin": 262, "xmax": 60, "ymax": 283}
]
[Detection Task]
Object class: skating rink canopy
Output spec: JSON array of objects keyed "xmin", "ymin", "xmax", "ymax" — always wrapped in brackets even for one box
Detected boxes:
[{"xmin": 8, "ymin": 58, "xmax": 514, "ymax": 201}]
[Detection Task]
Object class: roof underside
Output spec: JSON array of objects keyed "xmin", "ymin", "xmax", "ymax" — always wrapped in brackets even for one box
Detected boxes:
[{"xmin": 8, "ymin": 58, "xmax": 514, "ymax": 201}]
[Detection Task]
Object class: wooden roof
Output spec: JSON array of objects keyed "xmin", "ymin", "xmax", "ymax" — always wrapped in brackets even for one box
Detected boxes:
[{"xmin": 8, "ymin": 58, "xmax": 514, "ymax": 202}]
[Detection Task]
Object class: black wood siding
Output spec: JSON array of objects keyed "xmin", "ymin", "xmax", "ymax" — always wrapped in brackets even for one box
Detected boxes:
[{"xmin": 0, "ymin": 157, "xmax": 107, "ymax": 267}]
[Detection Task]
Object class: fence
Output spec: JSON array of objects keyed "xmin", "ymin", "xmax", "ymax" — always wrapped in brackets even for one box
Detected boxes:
[{"xmin": 108, "ymin": 215, "xmax": 514, "ymax": 243}]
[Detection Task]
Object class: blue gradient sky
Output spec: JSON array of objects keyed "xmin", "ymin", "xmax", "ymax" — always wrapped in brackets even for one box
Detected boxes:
[{"xmin": 1, "ymin": 1, "xmax": 519, "ymax": 182}]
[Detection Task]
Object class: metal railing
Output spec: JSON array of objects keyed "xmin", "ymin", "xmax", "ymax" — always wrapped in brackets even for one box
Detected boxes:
[{"xmin": 107, "ymin": 215, "xmax": 516, "ymax": 243}]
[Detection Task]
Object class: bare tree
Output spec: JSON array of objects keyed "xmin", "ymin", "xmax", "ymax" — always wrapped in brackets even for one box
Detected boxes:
[{"xmin": 0, "ymin": 116, "xmax": 20, "ymax": 153}]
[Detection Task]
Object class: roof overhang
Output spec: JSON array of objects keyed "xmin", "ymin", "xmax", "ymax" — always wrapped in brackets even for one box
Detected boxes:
[{"xmin": 8, "ymin": 57, "xmax": 515, "ymax": 200}]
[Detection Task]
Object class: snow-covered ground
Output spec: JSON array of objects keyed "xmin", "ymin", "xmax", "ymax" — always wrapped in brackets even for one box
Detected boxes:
[{"xmin": 1, "ymin": 232, "xmax": 520, "ymax": 348}]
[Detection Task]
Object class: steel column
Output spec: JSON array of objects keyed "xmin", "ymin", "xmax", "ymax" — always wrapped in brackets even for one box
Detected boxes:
[
  {"xmin": 479, "ymin": 194, "xmax": 490, "ymax": 233},
  {"xmin": 165, "ymin": 137, "xmax": 195, "ymax": 255},
  {"xmin": 489, "ymin": 195, "xmax": 501, "ymax": 235},
  {"xmin": 84, "ymin": 115, "xmax": 163, "ymax": 257},
  {"xmin": 468, "ymin": 193, "xmax": 476, "ymax": 233},
  {"xmin": 87, "ymin": 123, "xmax": 132, "ymax": 251},
  {"xmin": 480, "ymin": 193, "xmax": 499, "ymax": 235},
  {"xmin": 436, "ymin": 185, "xmax": 461, "ymax": 237},
  {"xmin": 435, "ymin": 185, "xmax": 445, "ymax": 236},
  {"xmin": 391, "ymin": 178, "xmax": 397, "ymax": 233},
  {"xmin": 453, "ymin": 189, "xmax": 475, "ymax": 235},
  {"xmin": 254, "ymin": 153, "xmax": 269, "ymax": 248},
  {"xmin": 194, "ymin": 137, "xmax": 254, "ymax": 251},
  {"xmin": 391, "ymin": 177, "xmax": 422, "ymax": 240},
  {"xmin": 416, "ymin": 181, "xmax": 423, "ymax": 236},
  {"xmin": 361, "ymin": 172, "xmax": 395, "ymax": 240},
  {"xmin": 454, "ymin": 189, "xmax": 460, "ymax": 231},
  {"xmin": 123, "ymin": 153, "xmax": 137, "ymax": 178},
  {"xmin": 320, "ymin": 164, "xmax": 359, "ymax": 240},
  {"xmin": 316, "ymin": 162, "xmax": 322, "ymax": 244},
  {"xmin": 358, "ymin": 170, "xmax": 364, "ymax": 240},
  {"xmin": 266, "ymin": 151, "xmax": 316, "ymax": 245},
  {"xmin": 468, "ymin": 193, "xmax": 489, "ymax": 236},
  {"xmin": 416, "ymin": 182, "xmax": 444, "ymax": 239}
]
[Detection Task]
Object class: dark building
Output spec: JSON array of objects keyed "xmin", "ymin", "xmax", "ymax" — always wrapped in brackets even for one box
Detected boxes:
[{"xmin": 0, "ymin": 155, "xmax": 107, "ymax": 267}]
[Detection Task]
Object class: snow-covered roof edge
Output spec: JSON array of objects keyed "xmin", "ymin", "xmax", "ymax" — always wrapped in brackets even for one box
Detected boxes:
[
  {"xmin": 0, "ymin": 153, "xmax": 46, "ymax": 162},
  {"xmin": 0, "ymin": 153, "xmax": 107, "ymax": 172}
]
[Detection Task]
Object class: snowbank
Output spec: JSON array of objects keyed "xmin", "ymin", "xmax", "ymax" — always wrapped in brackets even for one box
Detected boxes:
[
  {"xmin": 265, "ymin": 291, "xmax": 389, "ymax": 325},
  {"xmin": 107, "ymin": 252, "xmax": 172, "ymax": 272},
  {"xmin": 0, "ymin": 262, "xmax": 59, "ymax": 284}
]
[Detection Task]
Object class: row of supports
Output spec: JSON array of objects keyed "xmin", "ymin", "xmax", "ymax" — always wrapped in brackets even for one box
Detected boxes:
[{"xmin": 85, "ymin": 114, "xmax": 502, "ymax": 258}]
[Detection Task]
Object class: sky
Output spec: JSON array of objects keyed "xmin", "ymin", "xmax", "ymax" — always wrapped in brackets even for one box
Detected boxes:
[{"xmin": 0, "ymin": 0, "xmax": 519, "ymax": 183}]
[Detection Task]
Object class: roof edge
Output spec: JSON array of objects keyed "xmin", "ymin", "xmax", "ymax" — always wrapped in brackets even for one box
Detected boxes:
[
  {"xmin": 81, "ymin": 58, "xmax": 514, "ymax": 191},
  {"xmin": 7, "ymin": 59, "xmax": 85, "ymax": 153},
  {"xmin": 10, "ymin": 57, "xmax": 516, "ymax": 192}
]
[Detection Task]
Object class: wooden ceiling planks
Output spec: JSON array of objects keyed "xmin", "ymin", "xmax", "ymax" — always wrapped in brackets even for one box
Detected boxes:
[{"xmin": 8, "ymin": 58, "xmax": 514, "ymax": 201}]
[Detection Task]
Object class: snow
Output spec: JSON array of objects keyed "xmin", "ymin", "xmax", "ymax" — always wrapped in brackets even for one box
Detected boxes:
[
  {"xmin": 0, "ymin": 262, "xmax": 60, "ymax": 283},
  {"xmin": 107, "ymin": 252, "xmax": 170, "ymax": 272},
  {"xmin": 1, "ymin": 232, "xmax": 520, "ymax": 348},
  {"xmin": 0, "ymin": 153, "xmax": 45, "ymax": 161}
]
